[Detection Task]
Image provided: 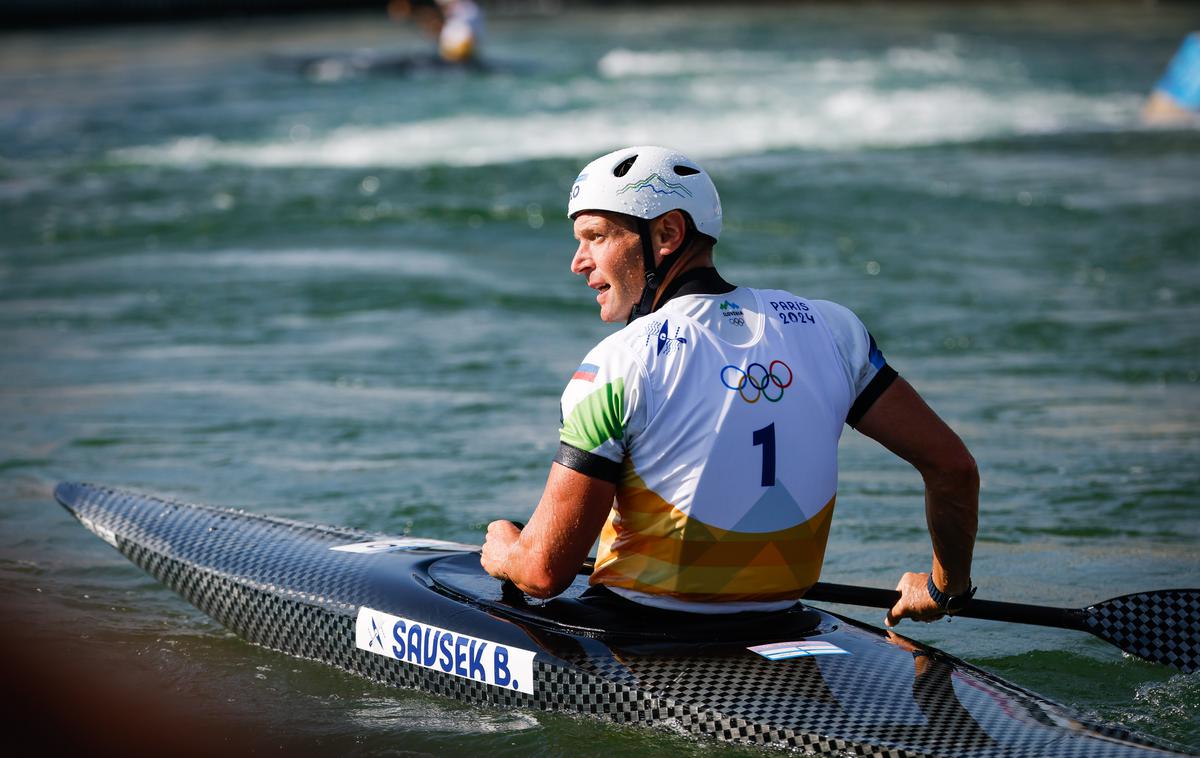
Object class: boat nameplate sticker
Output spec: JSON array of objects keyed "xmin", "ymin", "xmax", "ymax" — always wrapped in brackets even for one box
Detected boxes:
[
  {"xmin": 332, "ymin": 538, "xmax": 479, "ymax": 554},
  {"xmin": 355, "ymin": 607, "xmax": 536, "ymax": 694},
  {"xmin": 748, "ymin": 640, "xmax": 850, "ymax": 660}
]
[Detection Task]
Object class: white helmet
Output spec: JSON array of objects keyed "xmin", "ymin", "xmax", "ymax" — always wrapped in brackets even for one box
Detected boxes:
[{"xmin": 567, "ymin": 145, "xmax": 722, "ymax": 241}]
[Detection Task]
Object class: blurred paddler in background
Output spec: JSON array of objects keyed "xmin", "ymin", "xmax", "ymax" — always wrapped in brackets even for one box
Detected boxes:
[
  {"xmin": 388, "ymin": 0, "xmax": 485, "ymax": 65},
  {"xmin": 1143, "ymin": 31, "xmax": 1200, "ymax": 125}
]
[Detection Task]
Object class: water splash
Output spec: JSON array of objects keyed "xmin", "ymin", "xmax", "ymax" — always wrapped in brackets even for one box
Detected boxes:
[{"xmin": 111, "ymin": 86, "xmax": 1141, "ymax": 169}]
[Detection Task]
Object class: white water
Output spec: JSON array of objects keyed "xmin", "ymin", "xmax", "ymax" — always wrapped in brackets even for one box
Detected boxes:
[{"xmin": 111, "ymin": 45, "xmax": 1144, "ymax": 169}]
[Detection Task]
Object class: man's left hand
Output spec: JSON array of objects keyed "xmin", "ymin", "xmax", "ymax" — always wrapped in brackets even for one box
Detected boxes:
[{"xmin": 480, "ymin": 519, "xmax": 522, "ymax": 580}]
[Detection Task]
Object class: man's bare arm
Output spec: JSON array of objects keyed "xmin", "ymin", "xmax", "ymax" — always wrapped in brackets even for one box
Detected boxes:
[
  {"xmin": 854, "ymin": 376, "xmax": 979, "ymax": 625},
  {"xmin": 480, "ymin": 462, "xmax": 615, "ymax": 598}
]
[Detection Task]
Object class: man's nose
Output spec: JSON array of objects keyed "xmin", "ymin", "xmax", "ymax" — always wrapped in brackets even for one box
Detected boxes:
[{"xmin": 570, "ymin": 245, "xmax": 589, "ymax": 275}]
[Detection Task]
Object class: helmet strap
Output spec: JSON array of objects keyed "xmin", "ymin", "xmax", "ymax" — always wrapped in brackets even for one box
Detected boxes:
[
  {"xmin": 627, "ymin": 218, "xmax": 660, "ymax": 323},
  {"xmin": 627, "ymin": 217, "xmax": 697, "ymax": 324}
]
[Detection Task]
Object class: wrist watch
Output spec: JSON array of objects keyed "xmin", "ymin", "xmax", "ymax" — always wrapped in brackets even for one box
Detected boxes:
[{"xmin": 926, "ymin": 574, "xmax": 977, "ymax": 614}]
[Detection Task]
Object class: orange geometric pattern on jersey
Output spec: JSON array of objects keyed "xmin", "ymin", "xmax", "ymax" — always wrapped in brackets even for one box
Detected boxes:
[{"xmin": 589, "ymin": 466, "xmax": 836, "ymax": 603}]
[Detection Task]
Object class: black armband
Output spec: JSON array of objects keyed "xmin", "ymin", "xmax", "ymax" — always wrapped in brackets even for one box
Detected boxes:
[
  {"xmin": 847, "ymin": 365, "xmax": 898, "ymax": 428},
  {"xmin": 553, "ymin": 442, "xmax": 622, "ymax": 483}
]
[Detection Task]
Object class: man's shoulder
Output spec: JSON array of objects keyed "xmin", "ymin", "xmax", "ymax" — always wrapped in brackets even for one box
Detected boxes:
[
  {"xmin": 736, "ymin": 286, "xmax": 841, "ymax": 316},
  {"xmin": 743, "ymin": 285, "xmax": 814, "ymax": 305},
  {"xmin": 806, "ymin": 298, "xmax": 858, "ymax": 320},
  {"xmin": 750, "ymin": 287, "xmax": 859, "ymax": 319},
  {"xmin": 596, "ymin": 320, "xmax": 648, "ymax": 349},
  {"xmin": 738, "ymin": 287, "xmax": 871, "ymax": 338},
  {"xmin": 578, "ymin": 322, "xmax": 652, "ymax": 368}
]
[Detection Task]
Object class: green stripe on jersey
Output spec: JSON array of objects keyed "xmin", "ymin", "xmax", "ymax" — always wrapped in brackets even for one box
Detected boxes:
[{"xmin": 560, "ymin": 378, "xmax": 625, "ymax": 452}]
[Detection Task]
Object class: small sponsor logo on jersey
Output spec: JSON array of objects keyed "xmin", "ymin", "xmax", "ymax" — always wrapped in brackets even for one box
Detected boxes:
[
  {"xmin": 571, "ymin": 362, "xmax": 599, "ymax": 382},
  {"xmin": 617, "ymin": 173, "xmax": 694, "ymax": 199},
  {"xmin": 646, "ymin": 319, "xmax": 688, "ymax": 356},
  {"xmin": 769, "ymin": 299, "xmax": 815, "ymax": 325},
  {"xmin": 748, "ymin": 640, "xmax": 850, "ymax": 661},
  {"xmin": 355, "ymin": 608, "xmax": 537, "ymax": 694},
  {"xmin": 719, "ymin": 300, "xmax": 745, "ymax": 326},
  {"xmin": 721, "ymin": 360, "xmax": 793, "ymax": 403}
]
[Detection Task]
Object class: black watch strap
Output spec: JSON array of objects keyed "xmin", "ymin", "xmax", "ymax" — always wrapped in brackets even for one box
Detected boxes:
[{"xmin": 926, "ymin": 574, "xmax": 977, "ymax": 614}]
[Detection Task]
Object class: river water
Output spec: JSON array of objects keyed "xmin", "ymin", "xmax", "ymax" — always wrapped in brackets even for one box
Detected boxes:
[{"xmin": 2, "ymin": 3, "xmax": 1198, "ymax": 755}]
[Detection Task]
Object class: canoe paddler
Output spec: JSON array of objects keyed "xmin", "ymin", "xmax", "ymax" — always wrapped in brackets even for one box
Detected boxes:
[
  {"xmin": 481, "ymin": 146, "xmax": 980, "ymax": 626},
  {"xmin": 434, "ymin": 0, "xmax": 483, "ymax": 64},
  {"xmin": 387, "ymin": 0, "xmax": 484, "ymax": 65},
  {"xmin": 1142, "ymin": 32, "xmax": 1200, "ymax": 126}
]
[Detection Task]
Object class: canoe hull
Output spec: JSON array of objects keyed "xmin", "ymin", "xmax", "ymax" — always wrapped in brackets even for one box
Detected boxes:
[{"xmin": 55, "ymin": 482, "xmax": 1184, "ymax": 757}]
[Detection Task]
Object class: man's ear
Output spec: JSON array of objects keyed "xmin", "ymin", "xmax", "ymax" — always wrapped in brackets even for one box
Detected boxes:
[{"xmin": 653, "ymin": 210, "xmax": 688, "ymax": 259}]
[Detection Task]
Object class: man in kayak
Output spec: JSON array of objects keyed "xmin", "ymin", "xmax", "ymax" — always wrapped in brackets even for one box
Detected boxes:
[
  {"xmin": 387, "ymin": 0, "xmax": 484, "ymax": 65},
  {"xmin": 481, "ymin": 146, "xmax": 979, "ymax": 626},
  {"xmin": 1142, "ymin": 32, "xmax": 1200, "ymax": 126}
]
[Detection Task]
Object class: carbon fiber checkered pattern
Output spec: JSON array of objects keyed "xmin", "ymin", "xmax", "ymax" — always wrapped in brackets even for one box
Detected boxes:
[
  {"xmin": 55, "ymin": 483, "xmax": 1188, "ymax": 757},
  {"xmin": 1086, "ymin": 591, "xmax": 1200, "ymax": 674}
]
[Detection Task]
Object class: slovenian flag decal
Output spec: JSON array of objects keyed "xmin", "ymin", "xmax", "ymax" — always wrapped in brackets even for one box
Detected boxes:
[
  {"xmin": 748, "ymin": 640, "xmax": 850, "ymax": 660},
  {"xmin": 572, "ymin": 363, "xmax": 599, "ymax": 382}
]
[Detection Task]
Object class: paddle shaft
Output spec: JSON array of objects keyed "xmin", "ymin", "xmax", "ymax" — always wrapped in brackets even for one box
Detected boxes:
[
  {"xmin": 574, "ymin": 556, "xmax": 1194, "ymax": 671},
  {"xmin": 582, "ymin": 558, "xmax": 1085, "ymax": 629},
  {"xmin": 581, "ymin": 557, "xmax": 1087, "ymax": 632},
  {"xmin": 804, "ymin": 582, "xmax": 1090, "ymax": 632}
]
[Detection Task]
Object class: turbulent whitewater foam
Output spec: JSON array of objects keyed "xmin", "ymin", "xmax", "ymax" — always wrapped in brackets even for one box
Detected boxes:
[
  {"xmin": 345, "ymin": 697, "xmax": 540, "ymax": 733},
  {"xmin": 596, "ymin": 45, "xmax": 1001, "ymax": 81},
  {"xmin": 106, "ymin": 41, "xmax": 1143, "ymax": 169},
  {"xmin": 34, "ymin": 248, "xmax": 462, "ymax": 281},
  {"xmin": 111, "ymin": 85, "xmax": 1140, "ymax": 169},
  {"xmin": 597, "ymin": 48, "xmax": 794, "ymax": 79}
]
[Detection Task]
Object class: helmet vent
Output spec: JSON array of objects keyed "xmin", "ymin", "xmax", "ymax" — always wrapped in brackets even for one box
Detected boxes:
[
  {"xmin": 673, "ymin": 165, "xmax": 700, "ymax": 176},
  {"xmin": 612, "ymin": 155, "xmax": 637, "ymax": 177}
]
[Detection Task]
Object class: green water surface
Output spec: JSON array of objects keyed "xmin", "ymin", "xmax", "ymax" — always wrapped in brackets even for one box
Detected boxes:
[{"xmin": 1, "ymin": 3, "xmax": 1198, "ymax": 755}]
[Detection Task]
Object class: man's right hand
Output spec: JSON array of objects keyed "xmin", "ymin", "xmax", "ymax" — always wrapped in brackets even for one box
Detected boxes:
[
  {"xmin": 885, "ymin": 571, "xmax": 947, "ymax": 627},
  {"xmin": 855, "ymin": 377, "xmax": 979, "ymax": 630}
]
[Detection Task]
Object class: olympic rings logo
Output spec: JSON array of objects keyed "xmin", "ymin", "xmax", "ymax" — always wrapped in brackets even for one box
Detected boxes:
[{"xmin": 720, "ymin": 360, "xmax": 793, "ymax": 403}]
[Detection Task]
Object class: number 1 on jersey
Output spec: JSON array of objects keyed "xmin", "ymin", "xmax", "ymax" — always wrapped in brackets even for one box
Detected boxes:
[{"xmin": 752, "ymin": 423, "xmax": 776, "ymax": 487}]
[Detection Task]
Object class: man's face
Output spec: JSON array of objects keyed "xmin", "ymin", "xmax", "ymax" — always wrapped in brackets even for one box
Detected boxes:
[{"xmin": 570, "ymin": 211, "xmax": 644, "ymax": 323}]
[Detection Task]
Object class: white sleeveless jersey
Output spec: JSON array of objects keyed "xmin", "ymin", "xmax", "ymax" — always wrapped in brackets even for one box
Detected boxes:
[{"xmin": 556, "ymin": 286, "xmax": 894, "ymax": 612}]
